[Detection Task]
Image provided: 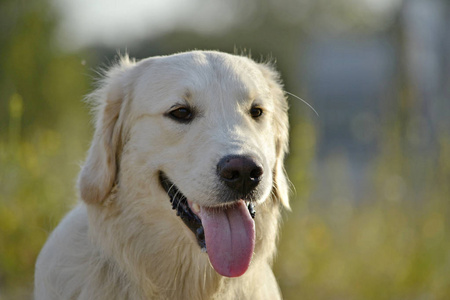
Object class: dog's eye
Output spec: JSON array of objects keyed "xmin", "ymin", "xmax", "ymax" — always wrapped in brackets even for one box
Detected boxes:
[
  {"xmin": 250, "ymin": 107, "xmax": 263, "ymax": 119},
  {"xmin": 168, "ymin": 107, "xmax": 193, "ymax": 122}
]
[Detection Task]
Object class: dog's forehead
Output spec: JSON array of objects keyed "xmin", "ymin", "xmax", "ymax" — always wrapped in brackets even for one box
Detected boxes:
[{"xmin": 132, "ymin": 52, "xmax": 270, "ymax": 110}]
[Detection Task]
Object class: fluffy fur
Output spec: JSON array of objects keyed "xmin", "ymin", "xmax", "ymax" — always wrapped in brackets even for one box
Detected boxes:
[{"xmin": 35, "ymin": 51, "xmax": 290, "ymax": 300}]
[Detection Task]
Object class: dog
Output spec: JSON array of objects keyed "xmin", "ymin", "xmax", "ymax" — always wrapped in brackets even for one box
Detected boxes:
[{"xmin": 34, "ymin": 50, "xmax": 290, "ymax": 299}]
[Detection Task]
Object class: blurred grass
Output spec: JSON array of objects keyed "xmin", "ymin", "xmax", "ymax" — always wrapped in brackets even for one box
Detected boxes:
[
  {"xmin": 274, "ymin": 119, "xmax": 450, "ymax": 300},
  {"xmin": 0, "ymin": 64, "xmax": 91, "ymax": 299},
  {"xmin": 0, "ymin": 3, "xmax": 91, "ymax": 297}
]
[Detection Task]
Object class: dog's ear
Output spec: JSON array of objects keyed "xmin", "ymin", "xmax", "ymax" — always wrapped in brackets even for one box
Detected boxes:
[
  {"xmin": 258, "ymin": 63, "xmax": 290, "ymax": 209},
  {"xmin": 78, "ymin": 57, "xmax": 135, "ymax": 204}
]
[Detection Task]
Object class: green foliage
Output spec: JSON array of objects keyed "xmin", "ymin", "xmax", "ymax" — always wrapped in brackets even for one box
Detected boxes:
[{"xmin": 0, "ymin": 2, "xmax": 91, "ymax": 298}]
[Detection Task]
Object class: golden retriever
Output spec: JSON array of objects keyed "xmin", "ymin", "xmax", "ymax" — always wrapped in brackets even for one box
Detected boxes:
[{"xmin": 35, "ymin": 51, "xmax": 290, "ymax": 300}]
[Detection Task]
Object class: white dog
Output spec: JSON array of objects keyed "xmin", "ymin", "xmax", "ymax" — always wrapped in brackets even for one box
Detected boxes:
[{"xmin": 35, "ymin": 51, "xmax": 290, "ymax": 300}]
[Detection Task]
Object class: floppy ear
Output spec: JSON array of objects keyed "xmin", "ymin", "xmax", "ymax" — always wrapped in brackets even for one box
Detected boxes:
[
  {"xmin": 78, "ymin": 57, "xmax": 135, "ymax": 204},
  {"xmin": 258, "ymin": 63, "xmax": 290, "ymax": 209}
]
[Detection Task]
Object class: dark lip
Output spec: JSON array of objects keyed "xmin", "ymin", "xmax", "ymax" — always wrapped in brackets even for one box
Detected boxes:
[
  {"xmin": 158, "ymin": 171, "xmax": 256, "ymax": 250},
  {"xmin": 158, "ymin": 171, "xmax": 206, "ymax": 249}
]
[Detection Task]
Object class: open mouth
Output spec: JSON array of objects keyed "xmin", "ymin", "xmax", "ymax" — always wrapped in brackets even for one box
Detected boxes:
[{"xmin": 158, "ymin": 171, "xmax": 257, "ymax": 277}]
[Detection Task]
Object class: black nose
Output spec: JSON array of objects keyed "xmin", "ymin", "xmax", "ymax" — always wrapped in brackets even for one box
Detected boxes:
[{"xmin": 217, "ymin": 155, "xmax": 263, "ymax": 195}]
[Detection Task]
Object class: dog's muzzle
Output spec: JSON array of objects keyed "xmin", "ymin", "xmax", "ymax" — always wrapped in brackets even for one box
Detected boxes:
[{"xmin": 158, "ymin": 171, "xmax": 255, "ymax": 250}]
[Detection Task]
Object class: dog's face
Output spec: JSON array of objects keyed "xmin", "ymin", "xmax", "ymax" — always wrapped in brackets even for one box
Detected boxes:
[
  {"xmin": 130, "ymin": 53, "xmax": 276, "ymax": 206},
  {"xmin": 78, "ymin": 51, "xmax": 289, "ymax": 278}
]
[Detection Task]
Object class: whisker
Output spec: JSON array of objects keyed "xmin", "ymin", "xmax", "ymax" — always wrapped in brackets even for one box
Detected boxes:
[
  {"xmin": 285, "ymin": 91, "xmax": 319, "ymax": 117},
  {"xmin": 174, "ymin": 190, "xmax": 183, "ymax": 211},
  {"xmin": 168, "ymin": 184, "xmax": 177, "ymax": 196}
]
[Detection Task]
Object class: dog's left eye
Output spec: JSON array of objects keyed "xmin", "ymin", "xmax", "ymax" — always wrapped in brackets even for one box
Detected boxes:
[
  {"xmin": 167, "ymin": 106, "xmax": 193, "ymax": 123},
  {"xmin": 250, "ymin": 107, "xmax": 263, "ymax": 119}
]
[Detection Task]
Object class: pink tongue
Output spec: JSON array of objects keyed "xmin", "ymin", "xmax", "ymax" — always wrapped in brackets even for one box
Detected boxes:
[{"xmin": 199, "ymin": 200, "xmax": 255, "ymax": 277}]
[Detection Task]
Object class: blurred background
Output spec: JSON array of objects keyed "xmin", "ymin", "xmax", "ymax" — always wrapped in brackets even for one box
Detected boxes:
[{"xmin": 1, "ymin": 0, "xmax": 449, "ymax": 299}]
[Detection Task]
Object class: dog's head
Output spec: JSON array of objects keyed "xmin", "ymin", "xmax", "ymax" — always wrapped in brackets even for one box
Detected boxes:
[{"xmin": 78, "ymin": 51, "xmax": 289, "ymax": 277}]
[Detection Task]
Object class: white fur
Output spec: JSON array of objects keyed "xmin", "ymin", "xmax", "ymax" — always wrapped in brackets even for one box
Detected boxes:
[{"xmin": 35, "ymin": 51, "xmax": 290, "ymax": 300}]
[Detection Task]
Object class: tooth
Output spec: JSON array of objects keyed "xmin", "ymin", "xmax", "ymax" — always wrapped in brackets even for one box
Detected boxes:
[{"xmin": 192, "ymin": 202, "xmax": 200, "ymax": 213}]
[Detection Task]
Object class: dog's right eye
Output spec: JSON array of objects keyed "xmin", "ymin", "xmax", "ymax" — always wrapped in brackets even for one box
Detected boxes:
[{"xmin": 167, "ymin": 106, "xmax": 193, "ymax": 123}]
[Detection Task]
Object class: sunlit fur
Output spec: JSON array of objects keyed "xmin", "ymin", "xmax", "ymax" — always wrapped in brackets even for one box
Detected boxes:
[{"xmin": 35, "ymin": 51, "xmax": 290, "ymax": 300}]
